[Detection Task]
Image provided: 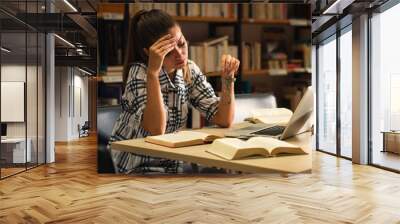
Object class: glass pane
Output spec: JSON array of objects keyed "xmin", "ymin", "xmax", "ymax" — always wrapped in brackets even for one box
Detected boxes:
[
  {"xmin": 339, "ymin": 28, "xmax": 352, "ymax": 158},
  {"xmin": 27, "ymin": 30, "xmax": 38, "ymax": 169},
  {"xmin": 317, "ymin": 36, "xmax": 337, "ymax": 154},
  {"xmin": 1, "ymin": 30, "xmax": 27, "ymax": 177},
  {"xmin": 38, "ymin": 32, "xmax": 45, "ymax": 165},
  {"xmin": 371, "ymin": 4, "xmax": 400, "ymax": 171}
]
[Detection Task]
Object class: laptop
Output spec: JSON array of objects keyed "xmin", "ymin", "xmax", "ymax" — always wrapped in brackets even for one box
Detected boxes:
[{"xmin": 225, "ymin": 87, "xmax": 314, "ymax": 140}]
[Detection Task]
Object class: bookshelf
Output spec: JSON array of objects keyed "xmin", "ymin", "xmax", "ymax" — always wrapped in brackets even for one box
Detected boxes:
[
  {"xmin": 98, "ymin": 3, "xmax": 311, "ymax": 110},
  {"xmin": 174, "ymin": 16, "xmax": 237, "ymax": 23}
]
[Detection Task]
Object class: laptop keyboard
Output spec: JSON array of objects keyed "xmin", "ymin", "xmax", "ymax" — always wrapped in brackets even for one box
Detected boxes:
[{"xmin": 250, "ymin": 125, "xmax": 286, "ymax": 136}]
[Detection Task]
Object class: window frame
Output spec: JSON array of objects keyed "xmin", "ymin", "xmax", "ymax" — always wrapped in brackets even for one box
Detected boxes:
[
  {"xmin": 367, "ymin": 0, "xmax": 400, "ymax": 173},
  {"xmin": 315, "ymin": 20, "xmax": 353, "ymax": 160}
]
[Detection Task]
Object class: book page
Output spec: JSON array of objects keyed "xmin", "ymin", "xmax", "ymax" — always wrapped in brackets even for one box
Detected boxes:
[
  {"xmin": 245, "ymin": 108, "xmax": 293, "ymax": 125},
  {"xmin": 248, "ymin": 116, "xmax": 291, "ymax": 125},
  {"xmin": 246, "ymin": 137, "xmax": 305, "ymax": 155},
  {"xmin": 145, "ymin": 131, "xmax": 213, "ymax": 147},
  {"xmin": 250, "ymin": 108, "xmax": 292, "ymax": 117},
  {"xmin": 206, "ymin": 138, "xmax": 268, "ymax": 160}
]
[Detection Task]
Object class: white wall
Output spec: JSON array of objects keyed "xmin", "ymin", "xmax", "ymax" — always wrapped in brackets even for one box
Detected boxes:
[
  {"xmin": 55, "ymin": 66, "xmax": 69, "ymax": 141},
  {"xmin": 54, "ymin": 67, "xmax": 89, "ymax": 141},
  {"xmin": 1, "ymin": 65, "xmax": 35, "ymax": 137},
  {"xmin": 1, "ymin": 63, "xmax": 46, "ymax": 164}
]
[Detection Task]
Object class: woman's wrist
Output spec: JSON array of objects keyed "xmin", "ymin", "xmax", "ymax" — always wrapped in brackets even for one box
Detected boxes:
[
  {"xmin": 221, "ymin": 76, "xmax": 236, "ymax": 88},
  {"xmin": 147, "ymin": 69, "xmax": 159, "ymax": 79}
]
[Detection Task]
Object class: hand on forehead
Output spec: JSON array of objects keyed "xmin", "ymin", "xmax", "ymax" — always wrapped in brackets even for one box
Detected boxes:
[{"xmin": 168, "ymin": 26, "xmax": 184, "ymax": 43}]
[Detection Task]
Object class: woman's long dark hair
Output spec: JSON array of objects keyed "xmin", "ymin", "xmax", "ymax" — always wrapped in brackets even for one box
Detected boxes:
[{"xmin": 123, "ymin": 9, "xmax": 191, "ymax": 87}]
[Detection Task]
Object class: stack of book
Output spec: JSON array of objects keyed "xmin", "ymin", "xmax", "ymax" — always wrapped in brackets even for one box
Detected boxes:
[
  {"xmin": 267, "ymin": 52, "xmax": 288, "ymax": 76},
  {"xmin": 144, "ymin": 130, "xmax": 307, "ymax": 160},
  {"xmin": 100, "ymin": 66, "xmax": 123, "ymax": 83}
]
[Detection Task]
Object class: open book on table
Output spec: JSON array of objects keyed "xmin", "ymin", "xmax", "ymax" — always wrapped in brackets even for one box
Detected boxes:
[
  {"xmin": 244, "ymin": 108, "xmax": 293, "ymax": 126},
  {"xmin": 206, "ymin": 137, "xmax": 306, "ymax": 160},
  {"xmin": 145, "ymin": 130, "xmax": 221, "ymax": 148}
]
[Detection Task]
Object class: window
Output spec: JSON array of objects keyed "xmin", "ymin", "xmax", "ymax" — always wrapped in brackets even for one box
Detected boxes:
[
  {"xmin": 371, "ymin": 2, "xmax": 400, "ymax": 171},
  {"xmin": 316, "ymin": 24, "xmax": 353, "ymax": 159},
  {"xmin": 339, "ymin": 27, "xmax": 352, "ymax": 158},
  {"xmin": 0, "ymin": 1, "xmax": 47, "ymax": 179},
  {"xmin": 317, "ymin": 35, "xmax": 337, "ymax": 154}
]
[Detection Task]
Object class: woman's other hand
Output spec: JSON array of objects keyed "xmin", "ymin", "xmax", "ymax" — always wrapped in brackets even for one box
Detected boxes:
[
  {"xmin": 220, "ymin": 54, "xmax": 240, "ymax": 78},
  {"xmin": 146, "ymin": 34, "xmax": 177, "ymax": 77}
]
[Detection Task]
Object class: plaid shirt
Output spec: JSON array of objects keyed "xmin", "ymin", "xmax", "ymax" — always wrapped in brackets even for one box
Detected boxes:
[{"xmin": 110, "ymin": 60, "xmax": 220, "ymax": 173}]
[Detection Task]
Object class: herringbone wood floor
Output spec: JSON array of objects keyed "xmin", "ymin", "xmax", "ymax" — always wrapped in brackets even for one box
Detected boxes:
[{"xmin": 1, "ymin": 135, "xmax": 400, "ymax": 223}]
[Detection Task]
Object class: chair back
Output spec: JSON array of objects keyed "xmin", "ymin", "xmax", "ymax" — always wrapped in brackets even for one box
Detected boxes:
[
  {"xmin": 97, "ymin": 105, "xmax": 122, "ymax": 173},
  {"xmin": 234, "ymin": 93, "xmax": 277, "ymax": 123}
]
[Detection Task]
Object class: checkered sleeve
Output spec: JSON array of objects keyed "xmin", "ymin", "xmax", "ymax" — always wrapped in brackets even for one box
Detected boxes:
[
  {"xmin": 120, "ymin": 64, "xmax": 148, "ymax": 124},
  {"xmin": 188, "ymin": 60, "xmax": 220, "ymax": 121},
  {"xmin": 119, "ymin": 63, "xmax": 169, "ymax": 136}
]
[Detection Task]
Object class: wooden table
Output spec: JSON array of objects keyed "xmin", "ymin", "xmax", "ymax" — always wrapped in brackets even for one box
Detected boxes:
[{"xmin": 111, "ymin": 124, "xmax": 312, "ymax": 174}]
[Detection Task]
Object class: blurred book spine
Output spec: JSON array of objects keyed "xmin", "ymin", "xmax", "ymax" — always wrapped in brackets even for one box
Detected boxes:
[
  {"xmin": 247, "ymin": 4, "xmax": 287, "ymax": 20},
  {"xmin": 130, "ymin": 3, "xmax": 237, "ymax": 18}
]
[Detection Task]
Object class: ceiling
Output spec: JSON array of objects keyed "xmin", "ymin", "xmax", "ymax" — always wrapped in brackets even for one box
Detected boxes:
[{"xmin": 0, "ymin": 0, "xmax": 98, "ymax": 72}]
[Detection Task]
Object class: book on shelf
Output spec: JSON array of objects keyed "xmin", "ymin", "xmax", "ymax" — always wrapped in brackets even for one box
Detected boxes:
[
  {"xmin": 104, "ymin": 71, "xmax": 122, "ymax": 76},
  {"xmin": 130, "ymin": 3, "xmax": 237, "ymax": 19},
  {"xmin": 267, "ymin": 57, "xmax": 288, "ymax": 76},
  {"xmin": 244, "ymin": 3, "xmax": 287, "ymax": 20},
  {"xmin": 107, "ymin": 65, "xmax": 123, "ymax": 72},
  {"xmin": 289, "ymin": 19, "xmax": 310, "ymax": 26},
  {"xmin": 189, "ymin": 36, "xmax": 238, "ymax": 74},
  {"xmin": 100, "ymin": 76, "xmax": 123, "ymax": 83},
  {"xmin": 145, "ymin": 130, "xmax": 221, "ymax": 148},
  {"xmin": 206, "ymin": 137, "xmax": 306, "ymax": 160},
  {"xmin": 103, "ymin": 65, "xmax": 123, "ymax": 77},
  {"xmin": 241, "ymin": 42, "xmax": 261, "ymax": 71},
  {"xmin": 294, "ymin": 44, "xmax": 311, "ymax": 69},
  {"xmin": 98, "ymin": 4, "xmax": 124, "ymax": 20},
  {"xmin": 99, "ymin": 66, "xmax": 123, "ymax": 83},
  {"xmin": 244, "ymin": 107, "xmax": 293, "ymax": 125},
  {"xmin": 98, "ymin": 97, "xmax": 120, "ymax": 106}
]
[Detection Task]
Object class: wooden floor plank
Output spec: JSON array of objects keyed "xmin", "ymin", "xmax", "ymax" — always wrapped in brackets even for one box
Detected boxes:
[{"xmin": 0, "ymin": 135, "xmax": 400, "ymax": 223}]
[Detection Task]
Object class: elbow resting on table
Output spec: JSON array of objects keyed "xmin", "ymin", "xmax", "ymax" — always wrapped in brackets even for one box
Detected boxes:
[
  {"xmin": 216, "ymin": 121, "xmax": 233, "ymax": 128},
  {"xmin": 213, "ymin": 115, "xmax": 234, "ymax": 128},
  {"xmin": 145, "ymin": 126, "xmax": 166, "ymax": 136},
  {"xmin": 142, "ymin": 117, "xmax": 166, "ymax": 136}
]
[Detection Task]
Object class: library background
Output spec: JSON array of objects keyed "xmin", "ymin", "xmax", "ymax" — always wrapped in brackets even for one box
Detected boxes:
[
  {"xmin": 97, "ymin": 3, "xmax": 311, "ymax": 121},
  {"xmin": 96, "ymin": 3, "xmax": 312, "ymax": 172}
]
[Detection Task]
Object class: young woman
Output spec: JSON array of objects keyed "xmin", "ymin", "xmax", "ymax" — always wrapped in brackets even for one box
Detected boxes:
[{"xmin": 110, "ymin": 9, "xmax": 240, "ymax": 174}]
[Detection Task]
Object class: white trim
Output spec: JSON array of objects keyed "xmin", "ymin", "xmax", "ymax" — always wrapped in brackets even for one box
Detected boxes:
[
  {"xmin": 63, "ymin": 0, "xmax": 78, "ymax": 12},
  {"xmin": 0, "ymin": 47, "xmax": 11, "ymax": 53},
  {"xmin": 54, "ymin": 34, "xmax": 75, "ymax": 48},
  {"xmin": 46, "ymin": 33, "xmax": 55, "ymax": 163}
]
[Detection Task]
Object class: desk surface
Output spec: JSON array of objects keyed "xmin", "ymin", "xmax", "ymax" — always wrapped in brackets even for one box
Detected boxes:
[{"xmin": 111, "ymin": 124, "xmax": 312, "ymax": 174}]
